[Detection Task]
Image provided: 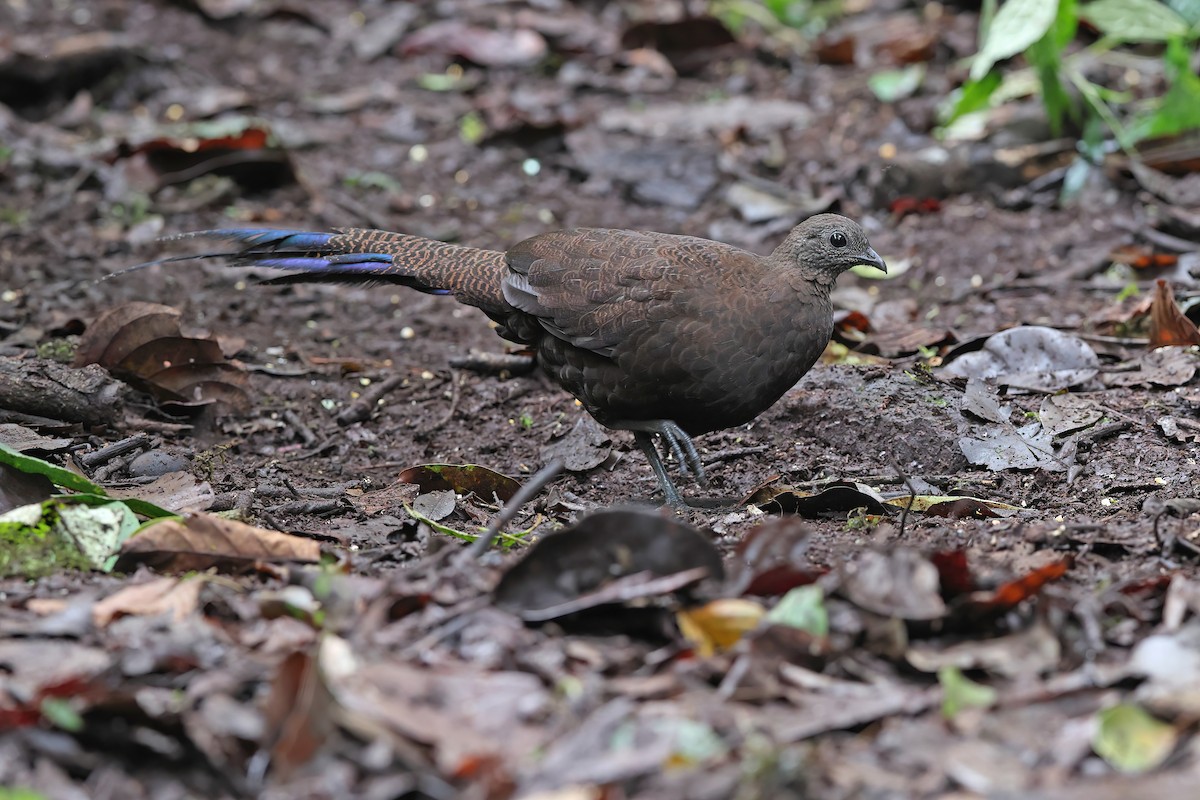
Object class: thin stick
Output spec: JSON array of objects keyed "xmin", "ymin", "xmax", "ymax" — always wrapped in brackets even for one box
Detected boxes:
[{"xmin": 468, "ymin": 459, "xmax": 564, "ymax": 559}]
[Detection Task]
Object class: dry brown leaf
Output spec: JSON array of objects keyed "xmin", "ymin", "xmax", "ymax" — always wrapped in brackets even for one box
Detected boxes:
[
  {"xmin": 262, "ymin": 649, "xmax": 336, "ymax": 779},
  {"xmin": 114, "ymin": 513, "xmax": 320, "ymax": 573},
  {"xmin": 75, "ymin": 303, "xmax": 181, "ymax": 368},
  {"xmin": 1149, "ymin": 279, "xmax": 1200, "ymax": 348},
  {"xmin": 75, "ymin": 302, "xmax": 250, "ymax": 411},
  {"xmin": 92, "ymin": 575, "xmax": 204, "ymax": 627},
  {"xmin": 106, "ymin": 471, "xmax": 215, "ymax": 514}
]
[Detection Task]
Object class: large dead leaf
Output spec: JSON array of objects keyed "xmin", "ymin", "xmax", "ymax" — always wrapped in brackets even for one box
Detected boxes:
[
  {"xmin": 840, "ymin": 549, "xmax": 946, "ymax": 621},
  {"xmin": 745, "ymin": 481, "xmax": 893, "ymax": 517},
  {"xmin": 262, "ymin": 648, "xmax": 336, "ymax": 779},
  {"xmin": 1103, "ymin": 347, "xmax": 1198, "ymax": 388},
  {"xmin": 91, "ymin": 575, "xmax": 204, "ymax": 626},
  {"xmin": 1149, "ymin": 280, "xmax": 1200, "ymax": 347},
  {"xmin": 397, "ymin": 463, "xmax": 520, "ymax": 503},
  {"xmin": 114, "ymin": 513, "xmax": 320, "ymax": 573},
  {"xmin": 940, "ymin": 326, "xmax": 1100, "ymax": 392},
  {"xmin": 75, "ymin": 302, "xmax": 249, "ymax": 411},
  {"xmin": 105, "ymin": 471, "xmax": 215, "ymax": 514},
  {"xmin": 493, "ymin": 508, "xmax": 724, "ymax": 621},
  {"xmin": 1039, "ymin": 394, "xmax": 1105, "ymax": 437},
  {"xmin": 959, "ymin": 422, "xmax": 1064, "ymax": 472}
]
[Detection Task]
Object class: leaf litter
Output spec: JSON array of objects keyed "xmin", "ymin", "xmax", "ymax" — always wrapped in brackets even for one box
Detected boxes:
[{"xmin": 4, "ymin": 0, "xmax": 1200, "ymax": 797}]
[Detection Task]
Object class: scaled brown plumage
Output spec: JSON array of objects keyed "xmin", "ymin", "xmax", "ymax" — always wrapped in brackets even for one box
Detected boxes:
[{"xmin": 147, "ymin": 214, "xmax": 886, "ymax": 505}]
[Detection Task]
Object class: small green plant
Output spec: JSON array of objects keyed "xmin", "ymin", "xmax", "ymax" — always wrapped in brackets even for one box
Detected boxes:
[
  {"xmin": 711, "ymin": 0, "xmax": 842, "ymax": 35},
  {"xmin": 945, "ymin": 0, "xmax": 1200, "ymax": 151}
]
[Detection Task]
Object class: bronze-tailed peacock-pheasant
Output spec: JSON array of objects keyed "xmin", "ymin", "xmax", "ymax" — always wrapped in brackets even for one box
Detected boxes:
[{"xmin": 142, "ymin": 214, "xmax": 885, "ymax": 505}]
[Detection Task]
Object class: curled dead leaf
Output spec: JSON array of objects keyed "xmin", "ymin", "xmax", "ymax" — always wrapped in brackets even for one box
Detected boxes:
[
  {"xmin": 76, "ymin": 302, "xmax": 249, "ymax": 412},
  {"xmin": 1149, "ymin": 279, "xmax": 1200, "ymax": 348}
]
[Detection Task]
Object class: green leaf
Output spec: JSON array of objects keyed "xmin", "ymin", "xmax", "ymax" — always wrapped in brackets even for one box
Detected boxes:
[
  {"xmin": 1129, "ymin": 37, "xmax": 1200, "ymax": 140},
  {"xmin": 939, "ymin": 71, "xmax": 1004, "ymax": 127},
  {"xmin": 55, "ymin": 492, "xmax": 176, "ymax": 520},
  {"xmin": 971, "ymin": 0, "xmax": 1060, "ymax": 80},
  {"xmin": 1080, "ymin": 0, "xmax": 1189, "ymax": 41},
  {"xmin": 1009, "ymin": 0, "xmax": 1080, "ymax": 135},
  {"xmin": 939, "ymin": 666, "xmax": 997, "ymax": 718},
  {"xmin": 1165, "ymin": 0, "xmax": 1200, "ymax": 24},
  {"xmin": 40, "ymin": 697, "xmax": 84, "ymax": 732},
  {"xmin": 0, "ymin": 441, "xmax": 104, "ymax": 494},
  {"xmin": 1093, "ymin": 704, "xmax": 1178, "ymax": 773},
  {"xmin": 764, "ymin": 0, "xmax": 813, "ymax": 27},
  {"xmin": 868, "ymin": 65, "xmax": 926, "ymax": 103},
  {"xmin": 766, "ymin": 585, "xmax": 828, "ymax": 635},
  {"xmin": 0, "ymin": 790, "xmax": 50, "ymax": 800}
]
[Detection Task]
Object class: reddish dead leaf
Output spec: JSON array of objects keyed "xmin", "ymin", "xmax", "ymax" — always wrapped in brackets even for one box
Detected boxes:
[
  {"xmin": 948, "ymin": 557, "xmax": 1074, "ymax": 627},
  {"xmin": 1110, "ymin": 244, "xmax": 1179, "ymax": 271},
  {"xmin": 1149, "ymin": 279, "xmax": 1200, "ymax": 348},
  {"xmin": 815, "ymin": 34, "xmax": 856, "ymax": 65},
  {"xmin": 114, "ymin": 513, "xmax": 320, "ymax": 574},
  {"xmin": 262, "ymin": 649, "xmax": 336, "ymax": 779},
  {"xmin": 728, "ymin": 517, "xmax": 823, "ymax": 597},
  {"xmin": 835, "ymin": 310, "xmax": 872, "ymax": 335},
  {"xmin": 119, "ymin": 119, "xmax": 294, "ymax": 189},
  {"xmin": 400, "ymin": 21, "xmax": 547, "ymax": 68},
  {"xmin": 397, "ymin": 463, "xmax": 520, "ymax": 503},
  {"xmin": 0, "ymin": 640, "xmax": 111, "ymax": 730},
  {"xmin": 75, "ymin": 302, "xmax": 250, "ymax": 411},
  {"xmin": 890, "ymin": 196, "xmax": 942, "ymax": 217},
  {"xmin": 741, "ymin": 565, "xmax": 825, "ymax": 597},
  {"xmin": 91, "ymin": 575, "xmax": 204, "ymax": 627},
  {"xmin": 74, "ymin": 302, "xmax": 180, "ymax": 367},
  {"xmin": 1137, "ymin": 132, "xmax": 1200, "ymax": 175},
  {"xmin": 930, "ymin": 550, "xmax": 976, "ymax": 597},
  {"xmin": 924, "ymin": 498, "xmax": 1001, "ymax": 519},
  {"xmin": 986, "ymin": 557, "xmax": 1073, "ymax": 607}
]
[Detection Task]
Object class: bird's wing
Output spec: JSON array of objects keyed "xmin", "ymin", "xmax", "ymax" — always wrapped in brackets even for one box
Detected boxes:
[{"xmin": 502, "ymin": 228, "xmax": 751, "ymax": 358}]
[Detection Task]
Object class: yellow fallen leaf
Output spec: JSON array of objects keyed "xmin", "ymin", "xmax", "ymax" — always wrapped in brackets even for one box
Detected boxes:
[{"xmin": 677, "ymin": 598, "xmax": 765, "ymax": 657}]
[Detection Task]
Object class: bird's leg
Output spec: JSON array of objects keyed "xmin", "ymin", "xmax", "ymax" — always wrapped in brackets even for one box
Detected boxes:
[
  {"xmin": 617, "ymin": 419, "xmax": 707, "ymax": 506},
  {"xmin": 633, "ymin": 432, "xmax": 686, "ymax": 507}
]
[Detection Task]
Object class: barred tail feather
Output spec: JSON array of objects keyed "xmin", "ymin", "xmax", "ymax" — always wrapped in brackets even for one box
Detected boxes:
[{"xmin": 108, "ymin": 228, "xmax": 513, "ymax": 310}]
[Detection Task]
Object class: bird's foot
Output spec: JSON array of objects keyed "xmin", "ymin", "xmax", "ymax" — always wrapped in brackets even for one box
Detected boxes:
[{"xmin": 620, "ymin": 421, "xmax": 706, "ymax": 508}]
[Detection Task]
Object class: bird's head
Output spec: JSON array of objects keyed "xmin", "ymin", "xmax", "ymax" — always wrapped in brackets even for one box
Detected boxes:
[{"xmin": 773, "ymin": 213, "xmax": 887, "ymax": 282}]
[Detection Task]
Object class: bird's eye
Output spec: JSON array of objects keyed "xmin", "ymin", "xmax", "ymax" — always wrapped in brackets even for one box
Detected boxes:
[{"xmin": 829, "ymin": 232, "xmax": 848, "ymax": 248}]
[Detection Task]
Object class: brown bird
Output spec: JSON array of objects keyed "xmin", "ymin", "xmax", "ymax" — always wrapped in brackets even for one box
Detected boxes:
[{"xmin": 145, "ymin": 214, "xmax": 885, "ymax": 505}]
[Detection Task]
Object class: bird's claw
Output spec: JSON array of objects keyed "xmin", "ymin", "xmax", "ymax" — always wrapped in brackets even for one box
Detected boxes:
[{"xmin": 653, "ymin": 421, "xmax": 707, "ymax": 488}]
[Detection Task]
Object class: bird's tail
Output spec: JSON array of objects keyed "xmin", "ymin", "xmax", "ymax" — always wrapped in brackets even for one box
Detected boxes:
[{"xmin": 110, "ymin": 228, "xmax": 511, "ymax": 316}]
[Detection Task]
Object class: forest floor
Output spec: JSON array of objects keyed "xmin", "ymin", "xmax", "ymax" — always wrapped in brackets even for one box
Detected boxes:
[{"xmin": 1, "ymin": 1, "xmax": 1199, "ymax": 798}]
